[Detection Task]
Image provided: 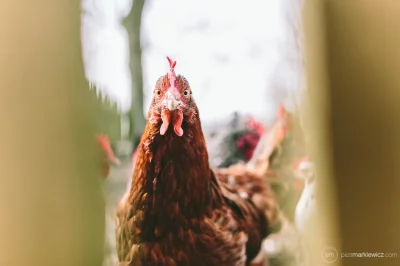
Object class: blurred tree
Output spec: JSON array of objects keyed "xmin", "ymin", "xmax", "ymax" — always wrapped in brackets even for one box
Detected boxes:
[
  {"xmin": 0, "ymin": 1, "xmax": 105, "ymax": 266},
  {"xmin": 124, "ymin": 0, "xmax": 147, "ymax": 150}
]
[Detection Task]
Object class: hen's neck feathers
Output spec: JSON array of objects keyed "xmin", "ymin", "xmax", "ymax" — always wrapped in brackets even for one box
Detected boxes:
[{"xmin": 129, "ymin": 111, "xmax": 213, "ymax": 222}]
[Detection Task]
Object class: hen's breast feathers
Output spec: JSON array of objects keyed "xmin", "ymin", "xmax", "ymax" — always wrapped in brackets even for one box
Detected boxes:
[
  {"xmin": 116, "ymin": 126, "xmax": 283, "ymax": 265},
  {"xmin": 116, "ymin": 154, "xmax": 276, "ymax": 265}
]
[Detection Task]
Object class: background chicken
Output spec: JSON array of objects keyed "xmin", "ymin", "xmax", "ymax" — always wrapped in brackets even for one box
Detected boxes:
[
  {"xmin": 260, "ymin": 157, "xmax": 313, "ymax": 266},
  {"xmin": 243, "ymin": 105, "xmax": 307, "ymax": 223},
  {"xmin": 214, "ymin": 105, "xmax": 308, "ymax": 266},
  {"xmin": 294, "ymin": 158, "xmax": 316, "ymax": 265},
  {"xmin": 96, "ymin": 134, "xmax": 121, "ymax": 178},
  {"xmin": 294, "ymin": 158, "xmax": 315, "ymax": 233},
  {"xmin": 205, "ymin": 112, "xmax": 266, "ymax": 169},
  {"xmin": 116, "ymin": 57, "xmax": 281, "ymax": 266}
]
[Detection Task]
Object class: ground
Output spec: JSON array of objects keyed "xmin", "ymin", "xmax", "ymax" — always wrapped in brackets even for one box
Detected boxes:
[{"xmin": 102, "ymin": 155, "xmax": 133, "ymax": 266}]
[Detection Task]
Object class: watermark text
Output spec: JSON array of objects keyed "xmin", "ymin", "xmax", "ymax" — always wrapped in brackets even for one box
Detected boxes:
[
  {"xmin": 321, "ymin": 247, "xmax": 398, "ymax": 263},
  {"xmin": 341, "ymin": 252, "xmax": 398, "ymax": 259}
]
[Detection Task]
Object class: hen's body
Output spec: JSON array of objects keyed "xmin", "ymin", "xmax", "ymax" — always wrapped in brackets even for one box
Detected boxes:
[{"xmin": 116, "ymin": 59, "xmax": 278, "ymax": 266}]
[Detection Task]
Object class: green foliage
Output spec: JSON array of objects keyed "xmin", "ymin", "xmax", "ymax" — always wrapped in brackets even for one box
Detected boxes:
[{"xmin": 88, "ymin": 87, "xmax": 121, "ymax": 143}]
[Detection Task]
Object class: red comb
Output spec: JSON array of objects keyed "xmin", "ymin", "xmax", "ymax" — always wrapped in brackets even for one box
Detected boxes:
[
  {"xmin": 166, "ymin": 56, "xmax": 177, "ymax": 70},
  {"xmin": 166, "ymin": 56, "xmax": 177, "ymax": 91},
  {"xmin": 246, "ymin": 116, "xmax": 266, "ymax": 136}
]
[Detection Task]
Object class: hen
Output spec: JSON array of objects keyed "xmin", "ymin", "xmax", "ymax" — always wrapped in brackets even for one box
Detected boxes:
[{"xmin": 116, "ymin": 57, "xmax": 280, "ymax": 266}]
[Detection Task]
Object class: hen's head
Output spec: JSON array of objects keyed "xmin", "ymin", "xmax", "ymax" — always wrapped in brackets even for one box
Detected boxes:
[
  {"xmin": 236, "ymin": 116, "xmax": 267, "ymax": 161},
  {"xmin": 148, "ymin": 57, "xmax": 197, "ymax": 137},
  {"xmin": 294, "ymin": 157, "xmax": 314, "ymax": 182},
  {"xmin": 206, "ymin": 113, "xmax": 266, "ymax": 168}
]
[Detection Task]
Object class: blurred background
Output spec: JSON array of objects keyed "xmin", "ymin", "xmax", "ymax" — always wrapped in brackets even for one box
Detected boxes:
[
  {"xmin": 2, "ymin": 0, "xmax": 400, "ymax": 266},
  {"xmin": 81, "ymin": 0, "xmax": 304, "ymax": 151}
]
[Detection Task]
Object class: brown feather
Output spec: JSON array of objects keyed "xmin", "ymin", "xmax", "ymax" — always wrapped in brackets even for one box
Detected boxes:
[{"xmin": 116, "ymin": 72, "xmax": 281, "ymax": 266}]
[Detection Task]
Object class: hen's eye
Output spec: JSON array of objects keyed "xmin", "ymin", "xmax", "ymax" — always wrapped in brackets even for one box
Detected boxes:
[
  {"xmin": 183, "ymin": 90, "xmax": 189, "ymax": 97},
  {"xmin": 155, "ymin": 90, "xmax": 161, "ymax": 96}
]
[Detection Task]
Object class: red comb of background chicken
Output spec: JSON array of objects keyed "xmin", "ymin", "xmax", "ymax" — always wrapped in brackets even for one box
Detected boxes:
[
  {"xmin": 96, "ymin": 134, "xmax": 120, "ymax": 178},
  {"xmin": 246, "ymin": 116, "xmax": 266, "ymax": 136},
  {"xmin": 236, "ymin": 134, "xmax": 261, "ymax": 161},
  {"xmin": 235, "ymin": 116, "xmax": 266, "ymax": 161}
]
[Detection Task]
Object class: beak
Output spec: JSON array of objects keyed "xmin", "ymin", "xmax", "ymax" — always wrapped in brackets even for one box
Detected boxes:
[
  {"xmin": 107, "ymin": 156, "xmax": 120, "ymax": 166},
  {"xmin": 164, "ymin": 93, "xmax": 182, "ymax": 111}
]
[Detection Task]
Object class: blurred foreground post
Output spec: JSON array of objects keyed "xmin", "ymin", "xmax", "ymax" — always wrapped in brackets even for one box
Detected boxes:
[
  {"xmin": 303, "ymin": 0, "xmax": 400, "ymax": 265},
  {"xmin": 301, "ymin": 1, "xmax": 341, "ymax": 265},
  {"xmin": 0, "ymin": 1, "xmax": 105, "ymax": 266}
]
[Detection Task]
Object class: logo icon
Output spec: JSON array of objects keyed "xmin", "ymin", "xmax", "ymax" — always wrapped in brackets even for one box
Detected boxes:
[{"xmin": 321, "ymin": 247, "xmax": 338, "ymax": 263}]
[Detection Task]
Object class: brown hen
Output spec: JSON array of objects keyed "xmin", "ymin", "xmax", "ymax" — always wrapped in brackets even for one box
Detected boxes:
[
  {"xmin": 215, "ymin": 106, "xmax": 307, "ymax": 266},
  {"xmin": 116, "ymin": 57, "xmax": 280, "ymax": 266}
]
